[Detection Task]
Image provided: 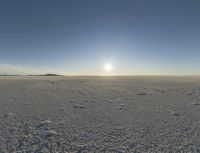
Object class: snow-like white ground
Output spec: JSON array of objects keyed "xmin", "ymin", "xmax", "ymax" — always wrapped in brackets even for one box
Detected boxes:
[{"xmin": 0, "ymin": 76, "xmax": 200, "ymax": 152}]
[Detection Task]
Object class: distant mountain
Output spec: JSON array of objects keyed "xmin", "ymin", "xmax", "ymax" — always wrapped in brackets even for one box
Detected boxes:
[
  {"xmin": 39, "ymin": 74, "xmax": 61, "ymax": 76},
  {"xmin": 0, "ymin": 73, "xmax": 62, "ymax": 76}
]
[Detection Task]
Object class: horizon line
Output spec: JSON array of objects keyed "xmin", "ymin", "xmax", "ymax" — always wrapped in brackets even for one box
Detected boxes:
[{"xmin": 1, "ymin": 74, "xmax": 200, "ymax": 77}]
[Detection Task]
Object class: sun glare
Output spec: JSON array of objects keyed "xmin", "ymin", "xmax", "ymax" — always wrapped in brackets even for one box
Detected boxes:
[{"xmin": 104, "ymin": 63, "xmax": 113, "ymax": 72}]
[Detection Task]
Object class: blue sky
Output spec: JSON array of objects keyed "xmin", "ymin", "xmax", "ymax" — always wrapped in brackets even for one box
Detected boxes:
[{"xmin": 0, "ymin": 0, "xmax": 200, "ymax": 75}]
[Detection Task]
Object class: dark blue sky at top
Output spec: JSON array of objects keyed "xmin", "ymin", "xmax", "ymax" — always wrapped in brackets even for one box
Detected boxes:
[{"xmin": 0, "ymin": 0, "xmax": 200, "ymax": 74}]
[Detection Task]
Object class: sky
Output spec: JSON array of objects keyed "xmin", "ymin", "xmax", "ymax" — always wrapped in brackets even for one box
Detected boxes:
[{"xmin": 0, "ymin": 0, "xmax": 200, "ymax": 75}]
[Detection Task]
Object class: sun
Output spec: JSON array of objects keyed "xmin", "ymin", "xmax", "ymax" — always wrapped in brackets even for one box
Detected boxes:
[{"xmin": 104, "ymin": 63, "xmax": 113, "ymax": 72}]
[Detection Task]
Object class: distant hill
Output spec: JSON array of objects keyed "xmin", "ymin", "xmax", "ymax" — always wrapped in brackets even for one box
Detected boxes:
[
  {"xmin": 39, "ymin": 74, "xmax": 61, "ymax": 76},
  {"xmin": 0, "ymin": 74, "xmax": 62, "ymax": 76}
]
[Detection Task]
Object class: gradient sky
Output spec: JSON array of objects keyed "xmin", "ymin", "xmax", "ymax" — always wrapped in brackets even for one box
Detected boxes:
[{"xmin": 1, "ymin": 0, "xmax": 200, "ymax": 75}]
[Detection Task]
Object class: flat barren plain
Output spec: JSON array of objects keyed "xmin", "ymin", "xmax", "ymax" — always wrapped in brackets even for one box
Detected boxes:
[{"xmin": 0, "ymin": 76, "xmax": 200, "ymax": 153}]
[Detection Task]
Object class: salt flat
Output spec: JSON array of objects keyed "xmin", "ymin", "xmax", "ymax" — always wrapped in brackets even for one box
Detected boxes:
[{"xmin": 0, "ymin": 76, "xmax": 200, "ymax": 152}]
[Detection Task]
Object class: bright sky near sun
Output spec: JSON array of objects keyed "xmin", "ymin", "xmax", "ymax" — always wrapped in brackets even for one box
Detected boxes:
[
  {"xmin": 104, "ymin": 63, "xmax": 113, "ymax": 72},
  {"xmin": 1, "ymin": 0, "xmax": 200, "ymax": 75}
]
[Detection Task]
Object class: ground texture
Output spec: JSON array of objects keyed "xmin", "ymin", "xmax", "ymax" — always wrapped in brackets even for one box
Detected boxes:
[{"xmin": 0, "ymin": 76, "xmax": 200, "ymax": 153}]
